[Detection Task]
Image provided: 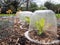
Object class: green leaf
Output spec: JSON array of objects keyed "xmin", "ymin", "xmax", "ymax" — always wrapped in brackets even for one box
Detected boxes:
[
  {"xmin": 25, "ymin": 16, "xmax": 30, "ymax": 23},
  {"xmin": 39, "ymin": 18, "xmax": 45, "ymax": 27},
  {"xmin": 35, "ymin": 18, "xmax": 45, "ymax": 35}
]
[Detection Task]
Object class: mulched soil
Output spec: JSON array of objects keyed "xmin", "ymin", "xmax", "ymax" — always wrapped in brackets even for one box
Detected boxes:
[
  {"xmin": 29, "ymin": 30, "xmax": 57, "ymax": 43},
  {"xmin": 57, "ymin": 26, "xmax": 60, "ymax": 40},
  {"xmin": 0, "ymin": 18, "xmax": 60, "ymax": 45}
]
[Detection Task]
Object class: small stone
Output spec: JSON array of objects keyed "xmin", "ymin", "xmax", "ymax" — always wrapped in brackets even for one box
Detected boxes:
[
  {"xmin": 1, "ymin": 42, "xmax": 5, "ymax": 45},
  {"xmin": 35, "ymin": 36, "xmax": 37, "ymax": 39}
]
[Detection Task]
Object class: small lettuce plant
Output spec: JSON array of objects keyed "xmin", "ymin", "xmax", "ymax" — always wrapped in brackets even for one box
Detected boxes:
[
  {"xmin": 25, "ymin": 16, "xmax": 30, "ymax": 23},
  {"xmin": 35, "ymin": 18, "xmax": 45, "ymax": 35}
]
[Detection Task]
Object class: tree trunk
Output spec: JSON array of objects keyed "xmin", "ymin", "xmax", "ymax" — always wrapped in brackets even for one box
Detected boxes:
[{"xmin": 26, "ymin": 0, "xmax": 29, "ymax": 11}]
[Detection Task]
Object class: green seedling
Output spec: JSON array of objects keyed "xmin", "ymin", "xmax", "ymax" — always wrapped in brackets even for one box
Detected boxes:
[
  {"xmin": 35, "ymin": 18, "xmax": 45, "ymax": 35},
  {"xmin": 56, "ymin": 14, "xmax": 60, "ymax": 19},
  {"xmin": 25, "ymin": 16, "xmax": 30, "ymax": 23}
]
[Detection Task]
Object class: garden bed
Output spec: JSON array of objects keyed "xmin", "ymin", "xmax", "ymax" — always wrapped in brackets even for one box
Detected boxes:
[
  {"xmin": 0, "ymin": 17, "xmax": 60, "ymax": 45},
  {"xmin": 0, "ymin": 23, "xmax": 60, "ymax": 45}
]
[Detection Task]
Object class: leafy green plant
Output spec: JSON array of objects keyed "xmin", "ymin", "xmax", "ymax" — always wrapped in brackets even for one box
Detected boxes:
[
  {"xmin": 25, "ymin": 16, "xmax": 30, "ymax": 23},
  {"xmin": 56, "ymin": 14, "xmax": 60, "ymax": 19},
  {"xmin": 35, "ymin": 18, "xmax": 45, "ymax": 35}
]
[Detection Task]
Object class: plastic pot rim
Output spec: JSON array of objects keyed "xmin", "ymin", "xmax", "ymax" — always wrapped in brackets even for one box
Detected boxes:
[{"xmin": 24, "ymin": 30, "xmax": 60, "ymax": 44}]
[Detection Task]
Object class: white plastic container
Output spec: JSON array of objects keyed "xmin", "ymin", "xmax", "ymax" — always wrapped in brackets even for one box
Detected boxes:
[
  {"xmin": 17, "ymin": 11, "xmax": 33, "ymax": 29},
  {"xmin": 18, "ymin": 11, "xmax": 32, "ymax": 22},
  {"xmin": 0, "ymin": 16, "xmax": 14, "ymax": 39},
  {"xmin": 30, "ymin": 10, "xmax": 57, "ymax": 34},
  {"xmin": 25, "ymin": 10, "xmax": 60, "ymax": 44}
]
